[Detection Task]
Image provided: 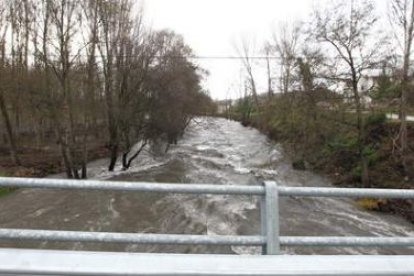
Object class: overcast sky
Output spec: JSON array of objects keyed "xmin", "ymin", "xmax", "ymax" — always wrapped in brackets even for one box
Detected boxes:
[{"xmin": 144, "ymin": 0, "xmax": 387, "ymax": 100}]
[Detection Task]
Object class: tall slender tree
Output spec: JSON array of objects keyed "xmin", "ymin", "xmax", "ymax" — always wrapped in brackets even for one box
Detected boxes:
[
  {"xmin": 0, "ymin": 0, "xmax": 21, "ymax": 165},
  {"xmin": 311, "ymin": 0, "xmax": 382, "ymax": 186},
  {"xmin": 390, "ymin": 0, "xmax": 414, "ymax": 175}
]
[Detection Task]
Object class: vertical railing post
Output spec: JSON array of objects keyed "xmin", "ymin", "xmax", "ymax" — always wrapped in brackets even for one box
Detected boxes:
[
  {"xmin": 260, "ymin": 181, "xmax": 280, "ymax": 255},
  {"xmin": 260, "ymin": 191, "xmax": 267, "ymax": 255}
]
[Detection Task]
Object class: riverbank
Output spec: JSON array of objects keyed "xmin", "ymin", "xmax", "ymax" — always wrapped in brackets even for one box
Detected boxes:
[
  {"xmin": 1, "ymin": 117, "xmax": 413, "ymax": 255},
  {"xmin": 0, "ymin": 141, "xmax": 109, "ymax": 195},
  {"xmin": 236, "ymin": 114, "xmax": 414, "ymax": 224}
]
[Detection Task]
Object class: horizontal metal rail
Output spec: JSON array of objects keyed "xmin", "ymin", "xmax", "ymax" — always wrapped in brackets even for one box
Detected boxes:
[
  {"xmin": 0, "ymin": 229, "xmax": 265, "ymax": 246},
  {"xmin": 0, "ymin": 177, "xmax": 414, "ymax": 257},
  {"xmin": 0, "ymin": 177, "xmax": 265, "ymax": 195},
  {"xmin": 1, "ymin": 177, "xmax": 414, "ymax": 198},
  {"xmin": 2, "ymin": 249, "xmax": 414, "ymax": 276},
  {"xmin": 281, "ymin": 237, "xmax": 414, "ymax": 247},
  {"xmin": 278, "ymin": 186, "xmax": 414, "ymax": 199},
  {"xmin": 1, "ymin": 229, "xmax": 414, "ymax": 248}
]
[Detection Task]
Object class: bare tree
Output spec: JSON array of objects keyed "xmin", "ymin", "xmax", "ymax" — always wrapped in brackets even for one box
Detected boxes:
[
  {"xmin": 96, "ymin": 0, "xmax": 126, "ymax": 171},
  {"xmin": 312, "ymin": 0, "xmax": 381, "ymax": 186},
  {"xmin": 0, "ymin": 0, "xmax": 21, "ymax": 166},
  {"xmin": 0, "ymin": 0, "xmax": 213, "ymax": 177},
  {"xmin": 118, "ymin": 12, "xmax": 155, "ymax": 170},
  {"xmin": 79, "ymin": 0, "xmax": 101, "ymax": 178},
  {"xmin": 263, "ymin": 42, "xmax": 273, "ymax": 98},
  {"xmin": 390, "ymin": 0, "xmax": 414, "ymax": 175},
  {"xmin": 272, "ymin": 22, "xmax": 301, "ymax": 94},
  {"xmin": 235, "ymin": 37, "xmax": 260, "ymax": 109},
  {"xmin": 146, "ymin": 30, "xmax": 206, "ymax": 151},
  {"xmin": 46, "ymin": 0, "xmax": 84, "ymax": 178},
  {"xmin": 96, "ymin": 0, "xmax": 154, "ymax": 171}
]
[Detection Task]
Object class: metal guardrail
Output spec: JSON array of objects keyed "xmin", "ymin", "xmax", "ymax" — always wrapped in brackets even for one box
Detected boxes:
[
  {"xmin": 0, "ymin": 177, "xmax": 414, "ymax": 256},
  {"xmin": 2, "ymin": 249, "xmax": 414, "ymax": 276}
]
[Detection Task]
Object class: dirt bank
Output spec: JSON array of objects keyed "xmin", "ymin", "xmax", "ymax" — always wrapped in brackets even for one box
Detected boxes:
[
  {"xmin": 0, "ymin": 142, "xmax": 109, "ymax": 178},
  {"xmin": 241, "ymin": 117, "xmax": 414, "ymax": 224}
]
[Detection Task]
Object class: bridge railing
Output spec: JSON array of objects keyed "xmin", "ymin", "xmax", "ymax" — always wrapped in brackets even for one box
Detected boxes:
[{"xmin": 0, "ymin": 177, "xmax": 414, "ymax": 255}]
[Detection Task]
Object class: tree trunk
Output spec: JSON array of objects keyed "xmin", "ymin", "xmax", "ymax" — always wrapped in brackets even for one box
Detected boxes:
[
  {"xmin": 0, "ymin": 92, "xmax": 21, "ymax": 166},
  {"xmin": 72, "ymin": 166, "xmax": 80, "ymax": 179},
  {"xmin": 108, "ymin": 144, "xmax": 118, "ymax": 171},
  {"xmin": 398, "ymin": 0, "xmax": 414, "ymax": 176},
  {"xmin": 400, "ymin": 39, "xmax": 412, "ymax": 176},
  {"xmin": 266, "ymin": 55, "xmax": 273, "ymax": 99},
  {"xmin": 81, "ymin": 128, "xmax": 89, "ymax": 179},
  {"xmin": 361, "ymin": 157, "xmax": 370, "ymax": 187},
  {"xmin": 400, "ymin": 83, "xmax": 408, "ymax": 174},
  {"xmin": 81, "ymin": 163, "xmax": 87, "ymax": 179},
  {"xmin": 122, "ymin": 152, "xmax": 128, "ymax": 170},
  {"xmin": 122, "ymin": 141, "xmax": 147, "ymax": 170},
  {"xmin": 351, "ymin": 63, "xmax": 369, "ymax": 187},
  {"xmin": 59, "ymin": 143, "xmax": 74, "ymax": 179}
]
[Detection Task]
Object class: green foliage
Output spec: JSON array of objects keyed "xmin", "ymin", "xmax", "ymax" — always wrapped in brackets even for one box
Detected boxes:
[
  {"xmin": 365, "ymin": 112, "xmax": 386, "ymax": 128},
  {"xmin": 363, "ymin": 145, "xmax": 379, "ymax": 166},
  {"xmin": 351, "ymin": 165, "xmax": 362, "ymax": 179},
  {"xmin": 0, "ymin": 187, "xmax": 15, "ymax": 197},
  {"xmin": 370, "ymin": 73, "xmax": 400, "ymax": 101},
  {"xmin": 231, "ymin": 97, "xmax": 253, "ymax": 125},
  {"xmin": 0, "ymin": 171, "xmax": 14, "ymax": 197},
  {"xmin": 326, "ymin": 135, "xmax": 358, "ymax": 152},
  {"xmin": 230, "ymin": 82, "xmax": 392, "ymax": 187}
]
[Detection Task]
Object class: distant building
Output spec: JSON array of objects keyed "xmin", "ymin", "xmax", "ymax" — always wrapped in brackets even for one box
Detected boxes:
[
  {"xmin": 328, "ymin": 69, "xmax": 390, "ymax": 108},
  {"xmin": 216, "ymin": 100, "xmax": 234, "ymax": 116}
]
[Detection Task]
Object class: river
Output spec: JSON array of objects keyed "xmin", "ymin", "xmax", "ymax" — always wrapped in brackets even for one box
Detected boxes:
[{"xmin": 0, "ymin": 117, "xmax": 413, "ymax": 255}]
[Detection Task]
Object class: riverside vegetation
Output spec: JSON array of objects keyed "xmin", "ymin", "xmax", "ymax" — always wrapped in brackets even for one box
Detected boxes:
[
  {"xmin": 231, "ymin": 93, "xmax": 414, "ymax": 222},
  {"xmin": 227, "ymin": 0, "xmax": 414, "ymax": 223},
  {"xmin": 0, "ymin": 0, "xmax": 216, "ymax": 182}
]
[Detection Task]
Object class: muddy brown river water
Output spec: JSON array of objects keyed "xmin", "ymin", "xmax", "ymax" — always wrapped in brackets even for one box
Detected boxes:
[{"xmin": 0, "ymin": 117, "xmax": 413, "ymax": 255}]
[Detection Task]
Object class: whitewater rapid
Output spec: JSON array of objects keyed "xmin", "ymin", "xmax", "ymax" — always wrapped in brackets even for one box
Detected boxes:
[{"xmin": 0, "ymin": 117, "xmax": 413, "ymax": 255}]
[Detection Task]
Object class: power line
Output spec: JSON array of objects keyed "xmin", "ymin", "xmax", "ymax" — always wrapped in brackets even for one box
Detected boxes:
[
  {"xmin": 186, "ymin": 56, "xmax": 281, "ymax": 60},
  {"xmin": 0, "ymin": 53, "xmax": 282, "ymax": 60}
]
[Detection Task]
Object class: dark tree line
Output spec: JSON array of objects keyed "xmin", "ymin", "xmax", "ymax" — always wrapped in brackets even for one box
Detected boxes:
[{"xmin": 0, "ymin": 0, "xmax": 215, "ymax": 178}]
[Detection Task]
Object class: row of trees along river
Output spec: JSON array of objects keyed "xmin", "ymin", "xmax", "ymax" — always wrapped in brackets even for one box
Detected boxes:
[
  {"xmin": 0, "ymin": 0, "xmax": 215, "ymax": 179},
  {"xmin": 228, "ymin": 0, "xmax": 414, "ymax": 197}
]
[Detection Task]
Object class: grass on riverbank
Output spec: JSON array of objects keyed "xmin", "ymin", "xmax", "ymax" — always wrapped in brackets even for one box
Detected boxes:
[
  {"xmin": 0, "ymin": 187, "xmax": 16, "ymax": 197},
  {"xmin": 229, "ymin": 97, "xmax": 414, "ymax": 223},
  {"xmin": 0, "ymin": 171, "xmax": 15, "ymax": 197},
  {"xmin": 237, "ymin": 110, "xmax": 413, "ymax": 189}
]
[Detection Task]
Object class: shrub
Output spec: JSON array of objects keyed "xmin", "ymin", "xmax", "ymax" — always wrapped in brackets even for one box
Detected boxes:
[
  {"xmin": 365, "ymin": 113, "xmax": 386, "ymax": 128},
  {"xmin": 356, "ymin": 198, "xmax": 388, "ymax": 211},
  {"xmin": 363, "ymin": 145, "xmax": 380, "ymax": 166}
]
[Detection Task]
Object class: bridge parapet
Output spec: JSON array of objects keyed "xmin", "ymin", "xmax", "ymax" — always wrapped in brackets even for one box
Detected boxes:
[
  {"xmin": 0, "ymin": 177, "xmax": 413, "ymax": 275},
  {"xmin": 1, "ymin": 249, "xmax": 414, "ymax": 275}
]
